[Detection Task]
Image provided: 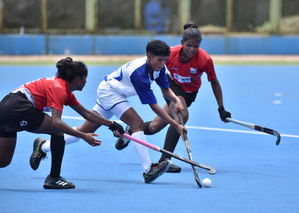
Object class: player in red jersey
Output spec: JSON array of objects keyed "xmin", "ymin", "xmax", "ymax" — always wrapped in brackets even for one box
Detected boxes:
[
  {"xmin": 0, "ymin": 57, "xmax": 124, "ymax": 189},
  {"xmin": 116, "ymin": 22, "xmax": 231, "ymax": 173}
]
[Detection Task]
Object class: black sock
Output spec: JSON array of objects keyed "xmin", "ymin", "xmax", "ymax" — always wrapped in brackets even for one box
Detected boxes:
[
  {"xmin": 159, "ymin": 125, "xmax": 180, "ymax": 162},
  {"xmin": 143, "ymin": 121, "xmax": 155, "ymax": 135},
  {"xmin": 50, "ymin": 135, "xmax": 65, "ymax": 178}
]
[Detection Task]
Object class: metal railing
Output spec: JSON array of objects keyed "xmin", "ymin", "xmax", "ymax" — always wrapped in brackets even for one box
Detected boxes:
[{"xmin": 0, "ymin": 0, "xmax": 298, "ymax": 35}]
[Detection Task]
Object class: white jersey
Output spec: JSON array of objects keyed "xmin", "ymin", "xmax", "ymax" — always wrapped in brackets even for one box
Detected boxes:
[{"xmin": 96, "ymin": 56, "xmax": 169, "ymax": 110}]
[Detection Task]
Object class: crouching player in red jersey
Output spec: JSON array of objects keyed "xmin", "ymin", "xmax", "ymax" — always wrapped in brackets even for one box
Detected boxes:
[{"xmin": 0, "ymin": 57, "xmax": 124, "ymax": 189}]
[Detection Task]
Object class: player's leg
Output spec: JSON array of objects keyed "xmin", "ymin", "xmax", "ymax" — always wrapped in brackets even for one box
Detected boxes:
[
  {"xmin": 141, "ymin": 96, "xmax": 188, "ymax": 173},
  {"xmin": 75, "ymin": 103, "xmax": 114, "ymax": 133},
  {"xmin": 30, "ymin": 105, "xmax": 113, "ymax": 170},
  {"xmin": 159, "ymin": 95, "xmax": 189, "ymax": 162},
  {"xmin": 119, "ymin": 107, "xmax": 152, "ymax": 171},
  {"xmin": 0, "ymin": 134, "xmax": 17, "ymax": 168},
  {"xmin": 153, "ymin": 96, "xmax": 188, "ymax": 173},
  {"xmin": 44, "ymin": 109, "xmax": 104, "ymax": 149},
  {"xmin": 144, "ymin": 102, "xmax": 170, "ymax": 135},
  {"xmin": 0, "ymin": 97, "xmax": 17, "ymax": 167},
  {"xmin": 32, "ymin": 113, "xmax": 75, "ymax": 189},
  {"xmin": 0, "ymin": 93, "xmax": 23, "ymax": 167},
  {"xmin": 117, "ymin": 105, "xmax": 170, "ymax": 183},
  {"xmin": 115, "ymin": 102, "xmax": 170, "ymax": 150}
]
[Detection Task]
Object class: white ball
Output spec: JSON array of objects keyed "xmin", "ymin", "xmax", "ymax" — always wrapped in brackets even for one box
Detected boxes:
[{"xmin": 202, "ymin": 178, "xmax": 212, "ymax": 188}]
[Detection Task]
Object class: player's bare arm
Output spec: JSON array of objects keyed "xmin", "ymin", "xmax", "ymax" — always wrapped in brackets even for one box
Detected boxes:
[
  {"xmin": 149, "ymin": 103, "xmax": 186, "ymax": 140},
  {"xmin": 70, "ymin": 104, "xmax": 113, "ymax": 127},
  {"xmin": 210, "ymin": 77, "xmax": 231, "ymax": 123},
  {"xmin": 210, "ymin": 77, "xmax": 224, "ymax": 108},
  {"xmin": 51, "ymin": 107, "xmax": 101, "ymax": 144},
  {"xmin": 160, "ymin": 87, "xmax": 184, "ymax": 113},
  {"xmin": 70, "ymin": 104, "xmax": 124, "ymax": 137}
]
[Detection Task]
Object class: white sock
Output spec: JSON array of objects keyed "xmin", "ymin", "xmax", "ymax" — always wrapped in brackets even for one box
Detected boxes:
[
  {"xmin": 41, "ymin": 127, "xmax": 80, "ymax": 153},
  {"xmin": 132, "ymin": 131, "xmax": 152, "ymax": 173}
]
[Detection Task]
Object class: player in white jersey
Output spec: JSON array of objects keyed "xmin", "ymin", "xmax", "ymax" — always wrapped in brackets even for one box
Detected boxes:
[{"xmin": 30, "ymin": 40, "xmax": 187, "ymax": 184}]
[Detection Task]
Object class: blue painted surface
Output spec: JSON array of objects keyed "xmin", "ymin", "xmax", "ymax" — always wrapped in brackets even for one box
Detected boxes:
[
  {"xmin": 0, "ymin": 34, "xmax": 299, "ymax": 55},
  {"xmin": 0, "ymin": 65, "xmax": 299, "ymax": 213}
]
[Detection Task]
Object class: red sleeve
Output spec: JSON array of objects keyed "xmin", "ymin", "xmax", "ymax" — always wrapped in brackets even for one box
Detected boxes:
[
  {"xmin": 65, "ymin": 92, "xmax": 80, "ymax": 106},
  {"xmin": 46, "ymin": 88, "xmax": 67, "ymax": 112},
  {"xmin": 203, "ymin": 58, "xmax": 216, "ymax": 82},
  {"xmin": 46, "ymin": 88, "xmax": 80, "ymax": 112}
]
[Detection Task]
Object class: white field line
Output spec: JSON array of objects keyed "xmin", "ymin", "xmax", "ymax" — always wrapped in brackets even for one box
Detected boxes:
[{"xmin": 61, "ymin": 115, "xmax": 299, "ymax": 139}]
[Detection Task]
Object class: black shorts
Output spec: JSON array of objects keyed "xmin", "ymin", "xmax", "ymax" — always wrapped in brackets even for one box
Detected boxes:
[
  {"xmin": 165, "ymin": 75, "xmax": 198, "ymax": 108},
  {"xmin": 0, "ymin": 92, "xmax": 45, "ymax": 138}
]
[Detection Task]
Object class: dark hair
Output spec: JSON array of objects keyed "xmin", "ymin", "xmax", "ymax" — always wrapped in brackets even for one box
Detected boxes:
[
  {"xmin": 146, "ymin": 39, "xmax": 170, "ymax": 57},
  {"xmin": 55, "ymin": 57, "xmax": 87, "ymax": 82},
  {"xmin": 183, "ymin": 21, "xmax": 198, "ymax": 30},
  {"xmin": 182, "ymin": 21, "xmax": 202, "ymax": 44}
]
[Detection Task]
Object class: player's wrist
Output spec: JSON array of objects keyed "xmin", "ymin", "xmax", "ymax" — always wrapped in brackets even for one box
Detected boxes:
[{"xmin": 218, "ymin": 106, "xmax": 225, "ymax": 113}]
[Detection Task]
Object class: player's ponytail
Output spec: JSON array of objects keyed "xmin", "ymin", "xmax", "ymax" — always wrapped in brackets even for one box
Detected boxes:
[
  {"xmin": 56, "ymin": 57, "xmax": 87, "ymax": 82},
  {"xmin": 182, "ymin": 21, "xmax": 202, "ymax": 44},
  {"xmin": 183, "ymin": 21, "xmax": 198, "ymax": 30}
]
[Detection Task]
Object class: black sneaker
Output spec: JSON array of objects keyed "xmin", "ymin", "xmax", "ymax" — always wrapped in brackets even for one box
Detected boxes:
[
  {"xmin": 30, "ymin": 137, "xmax": 47, "ymax": 170},
  {"xmin": 43, "ymin": 175, "xmax": 75, "ymax": 189},
  {"xmin": 143, "ymin": 160, "xmax": 171, "ymax": 183},
  {"xmin": 166, "ymin": 163, "xmax": 181, "ymax": 173},
  {"xmin": 115, "ymin": 125, "xmax": 133, "ymax": 150}
]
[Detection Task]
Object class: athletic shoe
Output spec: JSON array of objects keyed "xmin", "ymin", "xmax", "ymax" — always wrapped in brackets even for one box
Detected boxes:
[
  {"xmin": 143, "ymin": 160, "xmax": 171, "ymax": 183},
  {"xmin": 166, "ymin": 163, "xmax": 181, "ymax": 173},
  {"xmin": 30, "ymin": 137, "xmax": 47, "ymax": 170},
  {"xmin": 115, "ymin": 125, "xmax": 133, "ymax": 150},
  {"xmin": 43, "ymin": 175, "xmax": 75, "ymax": 189}
]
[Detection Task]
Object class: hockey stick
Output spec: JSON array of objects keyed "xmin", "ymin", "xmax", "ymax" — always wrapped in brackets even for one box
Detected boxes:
[
  {"xmin": 178, "ymin": 111, "xmax": 202, "ymax": 187},
  {"xmin": 226, "ymin": 118, "xmax": 281, "ymax": 145},
  {"xmin": 122, "ymin": 133, "xmax": 216, "ymax": 175}
]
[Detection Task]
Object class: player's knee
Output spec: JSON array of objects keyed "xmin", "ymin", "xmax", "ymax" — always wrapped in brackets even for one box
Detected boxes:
[
  {"xmin": 146, "ymin": 121, "xmax": 166, "ymax": 134},
  {"xmin": 149, "ymin": 123, "xmax": 161, "ymax": 133},
  {"xmin": 0, "ymin": 158, "xmax": 12, "ymax": 168},
  {"xmin": 131, "ymin": 120, "xmax": 144, "ymax": 132},
  {"xmin": 50, "ymin": 130, "xmax": 64, "ymax": 137},
  {"xmin": 183, "ymin": 114, "xmax": 189, "ymax": 124}
]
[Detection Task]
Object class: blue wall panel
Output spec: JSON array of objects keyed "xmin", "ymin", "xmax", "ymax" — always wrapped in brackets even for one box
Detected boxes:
[
  {"xmin": 0, "ymin": 34, "xmax": 298, "ymax": 55},
  {"xmin": 48, "ymin": 35, "xmax": 93, "ymax": 55},
  {"xmin": 270, "ymin": 36, "xmax": 299, "ymax": 55},
  {"xmin": 0, "ymin": 34, "xmax": 45, "ymax": 55},
  {"xmin": 95, "ymin": 35, "xmax": 152, "ymax": 55}
]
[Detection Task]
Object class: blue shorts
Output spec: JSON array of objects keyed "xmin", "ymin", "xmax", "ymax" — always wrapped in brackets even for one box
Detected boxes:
[{"xmin": 0, "ymin": 92, "xmax": 45, "ymax": 138}]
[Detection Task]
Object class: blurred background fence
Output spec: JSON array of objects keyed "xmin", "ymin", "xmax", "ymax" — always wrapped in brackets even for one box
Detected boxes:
[{"xmin": 1, "ymin": 0, "xmax": 299, "ymax": 35}]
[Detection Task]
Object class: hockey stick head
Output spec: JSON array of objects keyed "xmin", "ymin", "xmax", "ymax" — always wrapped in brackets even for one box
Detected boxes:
[
  {"xmin": 208, "ymin": 167, "xmax": 217, "ymax": 175},
  {"xmin": 193, "ymin": 171, "xmax": 202, "ymax": 188},
  {"xmin": 227, "ymin": 118, "xmax": 281, "ymax": 146},
  {"xmin": 254, "ymin": 125, "xmax": 281, "ymax": 146},
  {"xmin": 275, "ymin": 132, "xmax": 281, "ymax": 145}
]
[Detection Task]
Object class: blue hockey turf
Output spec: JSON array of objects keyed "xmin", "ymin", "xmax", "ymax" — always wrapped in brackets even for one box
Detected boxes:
[{"xmin": 0, "ymin": 64, "xmax": 298, "ymax": 213}]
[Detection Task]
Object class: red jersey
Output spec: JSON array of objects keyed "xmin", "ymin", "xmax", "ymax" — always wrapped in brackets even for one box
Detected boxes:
[
  {"xmin": 166, "ymin": 45, "xmax": 216, "ymax": 92},
  {"xmin": 23, "ymin": 77, "xmax": 80, "ymax": 112}
]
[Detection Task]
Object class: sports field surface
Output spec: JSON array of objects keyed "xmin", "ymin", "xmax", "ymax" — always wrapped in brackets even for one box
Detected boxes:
[
  {"xmin": 0, "ymin": 54, "xmax": 299, "ymax": 65},
  {"xmin": 0, "ymin": 56, "xmax": 298, "ymax": 213}
]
